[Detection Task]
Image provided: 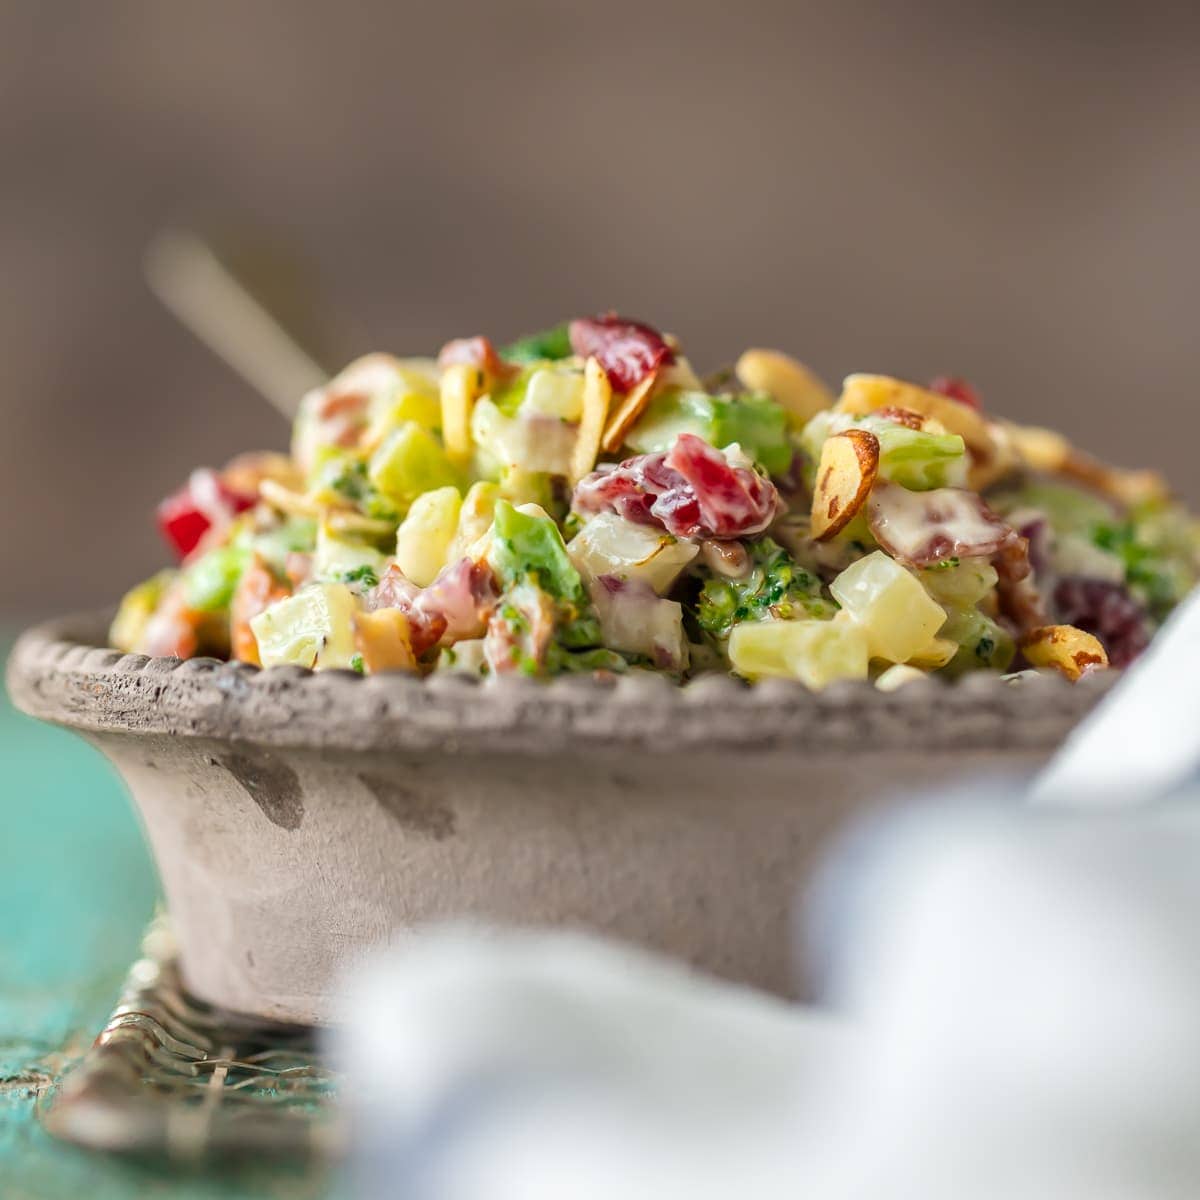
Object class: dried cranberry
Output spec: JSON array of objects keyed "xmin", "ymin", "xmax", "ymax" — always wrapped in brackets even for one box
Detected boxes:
[
  {"xmin": 437, "ymin": 336, "xmax": 511, "ymax": 384},
  {"xmin": 568, "ymin": 314, "xmax": 675, "ymax": 392},
  {"xmin": 1052, "ymin": 577, "xmax": 1150, "ymax": 668},
  {"xmin": 156, "ymin": 469, "xmax": 256, "ymax": 561},
  {"xmin": 573, "ymin": 434, "xmax": 781, "ymax": 540},
  {"xmin": 929, "ymin": 375, "xmax": 984, "ymax": 412}
]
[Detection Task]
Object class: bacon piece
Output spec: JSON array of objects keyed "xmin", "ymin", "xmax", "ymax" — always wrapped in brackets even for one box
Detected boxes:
[
  {"xmin": 866, "ymin": 481, "xmax": 1012, "ymax": 567},
  {"xmin": 366, "ymin": 558, "xmax": 498, "ymax": 656},
  {"xmin": 419, "ymin": 557, "xmax": 499, "ymax": 643},
  {"xmin": 437, "ymin": 336, "xmax": 512, "ymax": 388},
  {"xmin": 572, "ymin": 434, "xmax": 781, "ymax": 541},
  {"xmin": 230, "ymin": 556, "xmax": 290, "ymax": 666},
  {"xmin": 568, "ymin": 314, "xmax": 675, "ymax": 393},
  {"xmin": 867, "ymin": 480, "xmax": 1048, "ymax": 633}
]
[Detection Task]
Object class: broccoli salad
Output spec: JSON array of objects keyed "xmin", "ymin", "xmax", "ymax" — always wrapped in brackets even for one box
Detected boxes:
[{"xmin": 111, "ymin": 314, "xmax": 1199, "ymax": 689}]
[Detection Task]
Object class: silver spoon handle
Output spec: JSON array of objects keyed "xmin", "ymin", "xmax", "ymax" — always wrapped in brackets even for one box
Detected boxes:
[{"xmin": 144, "ymin": 229, "xmax": 329, "ymax": 421}]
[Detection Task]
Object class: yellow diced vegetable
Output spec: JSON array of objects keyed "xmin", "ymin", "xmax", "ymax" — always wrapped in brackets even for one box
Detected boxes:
[
  {"xmin": 521, "ymin": 366, "xmax": 586, "ymax": 421},
  {"xmin": 830, "ymin": 551, "xmax": 948, "ymax": 664},
  {"xmin": 394, "ymin": 486, "xmax": 462, "ymax": 586},
  {"xmin": 354, "ymin": 608, "xmax": 417, "ymax": 673},
  {"xmin": 729, "ymin": 614, "xmax": 870, "ymax": 689},
  {"xmin": 368, "ymin": 422, "xmax": 459, "ymax": 510},
  {"xmin": 251, "ymin": 582, "xmax": 361, "ymax": 670}
]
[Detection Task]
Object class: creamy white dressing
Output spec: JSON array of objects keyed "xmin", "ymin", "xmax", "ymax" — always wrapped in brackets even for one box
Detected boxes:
[{"xmin": 868, "ymin": 481, "xmax": 1008, "ymax": 565}]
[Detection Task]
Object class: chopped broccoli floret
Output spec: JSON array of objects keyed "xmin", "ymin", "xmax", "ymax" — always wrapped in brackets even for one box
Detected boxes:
[{"xmin": 695, "ymin": 538, "xmax": 836, "ymax": 640}]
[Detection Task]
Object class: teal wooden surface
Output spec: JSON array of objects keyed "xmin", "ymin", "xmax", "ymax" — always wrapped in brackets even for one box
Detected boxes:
[{"xmin": 0, "ymin": 638, "xmax": 340, "ymax": 1199}]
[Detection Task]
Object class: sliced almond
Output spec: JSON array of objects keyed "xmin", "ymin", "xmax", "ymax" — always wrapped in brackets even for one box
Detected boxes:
[
  {"xmin": 812, "ymin": 429, "xmax": 880, "ymax": 541},
  {"xmin": 600, "ymin": 369, "xmax": 658, "ymax": 455},
  {"xmin": 1004, "ymin": 421, "xmax": 1169, "ymax": 506},
  {"xmin": 440, "ymin": 362, "xmax": 485, "ymax": 463},
  {"xmin": 354, "ymin": 608, "xmax": 418, "ymax": 673},
  {"xmin": 1020, "ymin": 624, "xmax": 1109, "ymax": 681},
  {"xmin": 735, "ymin": 349, "xmax": 834, "ymax": 425},
  {"xmin": 325, "ymin": 510, "xmax": 398, "ymax": 538},
  {"xmin": 571, "ymin": 357, "xmax": 613, "ymax": 482},
  {"xmin": 837, "ymin": 374, "xmax": 1006, "ymax": 490},
  {"xmin": 258, "ymin": 478, "xmax": 323, "ymax": 519}
]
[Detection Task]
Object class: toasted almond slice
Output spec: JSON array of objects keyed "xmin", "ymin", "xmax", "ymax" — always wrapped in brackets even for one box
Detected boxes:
[
  {"xmin": 812, "ymin": 428, "xmax": 880, "ymax": 541},
  {"xmin": 325, "ymin": 510, "xmax": 398, "ymax": 538},
  {"xmin": 838, "ymin": 373, "xmax": 1005, "ymax": 489},
  {"xmin": 735, "ymin": 349, "xmax": 834, "ymax": 424},
  {"xmin": 258, "ymin": 478, "xmax": 323, "ymax": 519},
  {"xmin": 571, "ymin": 357, "xmax": 613, "ymax": 482},
  {"xmin": 1004, "ymin": 421, "xmax": 1169, "ymax": 506},
  {"xmin": 440, "ymin": 362, "xmax": 485, "ymax": 463},
  {"xmin": 354, "ymin": 608, "xmax": 418, "ymax": 673},
  {"xmin": 1021, "ymin": 624, "xmax": 1109, "ymax": 681},
  {"xmin": 600, "ymin": 370, "xmax": 659, "ymax": 455}
]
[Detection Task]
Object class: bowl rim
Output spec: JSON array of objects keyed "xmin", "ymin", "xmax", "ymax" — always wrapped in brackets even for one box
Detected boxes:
[{"xmin": 5, "ymin": 611, "xmax": 1115, "ymax": 756}]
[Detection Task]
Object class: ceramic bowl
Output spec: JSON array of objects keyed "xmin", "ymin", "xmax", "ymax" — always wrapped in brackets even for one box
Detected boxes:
[{"xmin": 7, "ymin": 612, "xmax": 1113, "ymax": 1025}]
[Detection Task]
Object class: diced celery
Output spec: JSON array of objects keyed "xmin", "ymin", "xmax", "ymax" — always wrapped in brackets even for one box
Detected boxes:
[
  {"xmin": 490, "ymin": 499, "xmax": 587, "ymax": 604},
  {"xmin": 183, "ymin": 545, "xmax": 250, "ymax": 613},
  {"xmin": 830, "ymin": 551, "xmax": 947, "ymax": 663},
  {"xmin": 801, "ymin": 410, "xmax": 966, "ymax": 491},
  {"xmin": 991, "ymin": 480, "xmax": 1115, "ymax": 534},
  {"xmin": 250, "ymin": 582, "xmax": 361, "ymax": 670},
  {"xmin": 729, "ymin": 615, "xmax": 869, "ymax": 688},
  {"xmin": 365, "ymin": 388, "xmax": 443, "ymax": 444},
  {"xmin": 394, "ymin": 486, "xmax": 462, "ymax": 587},
  {"xmin": 938, "ymin": 607, "xmax": 1016, "ymax": 674},
  {"xmin": 567, "ymin": 512, "xmax": 698, "ymax": 596},
  {"xmin": 625, "ymin": 389, "xmax": 792, "ymax": 476},
  {"xmin": 471, "ymin": 396, "xmax": 575, "ymax": 477},
  {"xmin": 870, "ymin": 421, "xmax": 966, "ymax": 490},
  {"xmin": 368, "ymin": 422, "xmax": 460, "ymax": 511},
  {"xmin": 920, "ymin": 559, "xmax": 999, "ymax": 609},
  {"xmin": 501, "ymin": 324, "xmax": 573, "ymax": 363}
]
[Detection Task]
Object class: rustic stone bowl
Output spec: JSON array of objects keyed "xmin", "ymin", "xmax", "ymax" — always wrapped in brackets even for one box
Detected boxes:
[{"xmin": 7, "ymin": 612, "xmax": 1114, "ymax": 1026}]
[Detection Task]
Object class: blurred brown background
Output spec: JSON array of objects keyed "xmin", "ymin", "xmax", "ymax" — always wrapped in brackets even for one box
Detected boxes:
[{"xmin": 2, "ymin": 1, "xmax": 1198, "ymax": 621}]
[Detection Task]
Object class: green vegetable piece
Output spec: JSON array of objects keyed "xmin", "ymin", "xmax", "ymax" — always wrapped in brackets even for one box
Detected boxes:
[
  {"xmin": 490, "ymin": 500, "xmax": 587, "ymax": 605},
  {"xmin": 183, "ymin": 545, "xmax": 249, "ymax": 613},
  {"xmin": 696, "ymin": 538, "xmax": 836, "ymax": 640},
  {"xmin": 367, "ymin": 422, "xmax": 460, "ymax": 511},
  {"xmin": 501, "ymin": 324, "xmax": 573, "ymax": 364},
  {"xmin": 991, "ymin": 481, "xmax": 1115, "ymax": 535},
  {"xmin": 625, "ymin": 389, "xmax": 792, "ymax": 477},
  {"xmin": 938, "ymin": 607, "xmax": 1016, "ymax": 675},
  {"xmin": 800, "ymin": 410, "xmax": 966, "ymax": 491}
]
